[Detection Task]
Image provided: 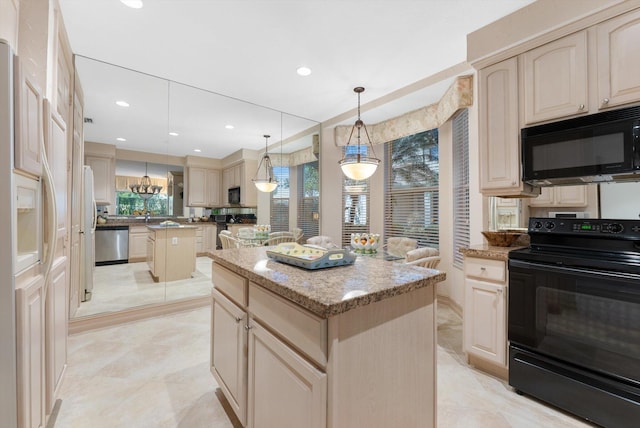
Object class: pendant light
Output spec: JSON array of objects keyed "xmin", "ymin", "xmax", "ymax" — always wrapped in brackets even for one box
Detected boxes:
[
  {"xmin": 338, "ymin": 86, "xmax": 380, "ymax": 180},
  {"xmin": 129, "ymin": 162, "xmax": 162, "ymax": 199},
  {"xmin": 253, "ymin": 134, "xmax": 278, "ymax": 192}
]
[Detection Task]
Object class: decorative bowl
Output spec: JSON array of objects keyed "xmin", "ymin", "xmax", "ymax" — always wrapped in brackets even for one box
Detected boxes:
[
  {"xmin": 481, "ymin": 231, "xmax": 522, "ymax": 247},
  {"xmin": 351, "ymin": 233, "xmax": 380, "ymax": 253}
]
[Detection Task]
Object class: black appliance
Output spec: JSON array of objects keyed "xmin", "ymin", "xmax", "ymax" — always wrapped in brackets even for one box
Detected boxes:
[
  {"xmin": 228, "ymin": 186, "xmax": 240, "ymax": 205},
  {"xmin": 508, "ymin": 217, "xmax": 640, "ymax": 427},
  {"xmin": 213, "ymin": 214, "xmax": 234, "ymax": 250},
  {"xmin": 521, "ymin": 105, "xmax": 640, "ymax": 186}
]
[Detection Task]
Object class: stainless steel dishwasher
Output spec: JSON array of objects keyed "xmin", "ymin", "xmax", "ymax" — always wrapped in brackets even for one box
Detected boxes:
[{"xmin": 95, "ymin": 225, "xmax": 129, "ymax": 266}]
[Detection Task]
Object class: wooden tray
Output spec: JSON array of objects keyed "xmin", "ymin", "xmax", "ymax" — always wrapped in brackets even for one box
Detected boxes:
[{"xmin": 266, "ymin": 243, "xmax": 356, "ymax": 270}]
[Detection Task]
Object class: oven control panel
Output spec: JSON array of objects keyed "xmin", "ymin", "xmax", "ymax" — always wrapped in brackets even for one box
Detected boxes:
[{"xmin": 528, "ymin": 217, "xmax": 640, "ymax": 238}]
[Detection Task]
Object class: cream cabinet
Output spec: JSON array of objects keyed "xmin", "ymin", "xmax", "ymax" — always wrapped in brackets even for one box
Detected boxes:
[
  {"xmin": 195, "ymin": 225, "xmax": 204, "ymax": 255},
  {"xmin": 222, "ymin": 162, "xmax": 258, "ymax": 206},
  {"xmin": 522, "ymin": 31, "xmax": 588, "ymax": 124},
  {"xmin": 85, "ymin": 155, "xmax": 115, "ymax": 206},
  {"xmin": 187, "ymin": 167, "xmax": 220, "ymax": 207},
  {"xmin": 463, "ymin": 256, "xmax": 508, "ymax": 378},
  {"xmin": 146, "ymin": 226, "xmax": 196, "ymax": 282},
  {"xmin": 14, "ymin": 60, "xmax": 44, "ymax": 178},
  {"xmin": 204, "ymin": 224, "xmax": 217, "ymax": 253},
  {"xmin": 479, "ymin": 58, "xmax": 539, "ymax": 198},
  {"xmin": 596, "ymin": 9, "xmax": 640, "ymax": 110},
  {"xmin": 128, "ymin": 225, "xmax": 148, "ymax": 262},
  {"xmin": 528, "ymin": 185, "xmax": 588, "ymax": 207},
  {"xmin": 45, "ymin": 258, "xmax": 67, "ymax": 415},
  {"xmin": 16, "ymin": 273, "xmax": 46, "ymax": 428}
]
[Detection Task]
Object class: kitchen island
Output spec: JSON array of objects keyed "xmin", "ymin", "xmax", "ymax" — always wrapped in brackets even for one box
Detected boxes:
[
  {"xmin": 146, "ymin": 225, "xmax": 197, "ymax": 282},
  {"xmin": 210, "ymin": 246, "xmax": 445, "ymax": 428}
]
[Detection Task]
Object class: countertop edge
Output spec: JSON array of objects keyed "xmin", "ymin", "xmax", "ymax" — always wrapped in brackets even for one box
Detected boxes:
[
  {"xmin": 460, "ymin": 244, "xmax": 527, "ymax": 261},
  {"xmin": 211, "ymin": 254, "xmax": 445, "ymax": 318}
]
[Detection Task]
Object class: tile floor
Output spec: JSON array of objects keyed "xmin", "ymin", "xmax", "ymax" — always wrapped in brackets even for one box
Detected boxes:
[
  {"xmin": 56, "ymin": 303, "xmax": 596, "ymax": 427},
  {"xmin": 75, "ymin": 257, "xmax": 214, "ymax": 317}
]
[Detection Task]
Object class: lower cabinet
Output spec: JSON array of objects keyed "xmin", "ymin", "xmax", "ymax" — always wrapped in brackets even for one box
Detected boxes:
[
  {"xmin": 128, "ymin": 225, "xmax": 148, "ymax": 262},
  {"xmin": 247, "ymin": 322, "xmax": 326, "ymax": 428},
  {"xmin": 16, "ymin": 273, "xmax": 46, "ymax": 428},
  {"xmin": 45, "ymin": 258, "xmax": 67, "ymax": 415},
  {"xmin": 463, "ymin": 256, "xmax": 508, "ymax": 379}
]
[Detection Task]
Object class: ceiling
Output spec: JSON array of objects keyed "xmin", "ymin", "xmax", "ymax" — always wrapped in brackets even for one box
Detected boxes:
[{"xmin": 59, "ymin": 0, "xmax": 536, "ymax": 158}]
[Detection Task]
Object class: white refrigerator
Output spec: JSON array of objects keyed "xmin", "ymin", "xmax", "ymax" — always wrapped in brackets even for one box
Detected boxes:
[{"xmin": 81, "ymin": 165, "xmax": 96, "ymax": 301}]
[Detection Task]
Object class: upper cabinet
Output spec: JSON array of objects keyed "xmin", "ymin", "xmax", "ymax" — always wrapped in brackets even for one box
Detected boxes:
[
  {"xmin": 479, "ymin": 58, "xmax": 540, "ymax": 198},
  {"xmin": 596, "ymin": 9, "xmax": 640, "ymax": 110},
  {"xmin": 222, "ymin": 161, "xmax": 258, "ymax": 206},
  {"xmin": 528, "ymin": 185, "xmax": 588, "ymax": 208},
  {"xmin": 522, "ymin": 31, "xmax": 588, "ymax": 125},
  {"xmin": 14, "ymin": 60, "xmax": 44, "ymax": 178},
  {"xmin": 187, "ymin": 167, "xmax": 220, "ymax": 207},
  {"xmin": 85, "ymin": 143, "xmax": 116, "ymax": 206}
]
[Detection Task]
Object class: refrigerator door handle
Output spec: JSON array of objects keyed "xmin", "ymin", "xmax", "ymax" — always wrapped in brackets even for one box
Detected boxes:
[
  {"xmin": 91, "ymin": 198, "xmax": 97, "ymax": 232},
  {"xmin": 40, "ymin": 104, "xmax": 57, "ymax": 294}
]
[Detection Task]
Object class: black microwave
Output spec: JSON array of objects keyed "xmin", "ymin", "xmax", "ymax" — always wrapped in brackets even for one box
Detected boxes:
[
  {"xmin": 228, "ymin": 186, "xmax": 240, "ymax": 205},
  {"xmin": 521, "ymin": 106, "xmax": 640, "ymax": 186}
]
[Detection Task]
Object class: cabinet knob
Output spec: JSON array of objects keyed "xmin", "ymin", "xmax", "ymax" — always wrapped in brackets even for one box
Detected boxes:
[
  {"xmin": 602, "ymin": 98, "xmax": 610, "ymax": 105},
  {"xmin": 497, "ymin": 288, "xmax": 503, "ymax": 295},
  {"xmin": 235, "ymin": 316, "xmax": 244, "ymax": 323},
  {"xmin": 244, "ymin": 324, "xmax": 254, "ymax": 331},
  {"xmin": 578, "ymin": 104, "xmax": 585, "ymax": 110}
]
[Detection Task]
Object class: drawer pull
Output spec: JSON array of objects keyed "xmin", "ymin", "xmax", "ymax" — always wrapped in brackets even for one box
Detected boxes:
[{"xmin": 480, "ymin": 267, "xmax": 486, "ymax": 271}]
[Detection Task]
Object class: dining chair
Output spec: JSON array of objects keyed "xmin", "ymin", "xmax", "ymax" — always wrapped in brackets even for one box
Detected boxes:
[
  {"xmin": 291, "ymin": 227, "xmax": 304, "ymax": 243},
  {"xmin": 306, "ymin": 235, "xmax": 337, "ymax": 249},
  {"xmin": 263, "ymin": 232, "xmax": 297, "ymax": 246},
  {"xmin": 384, "ymin": 237, "xmax": 418, "ymax": 258},
  {"xmin": 405, "ymin": 246, "xmax": 441, "ymax": 269}
]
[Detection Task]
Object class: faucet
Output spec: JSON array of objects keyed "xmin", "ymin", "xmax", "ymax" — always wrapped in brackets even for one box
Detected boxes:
[{"xmin": 145, "ymin": 211, "xmax": 150, "ymax": 223}]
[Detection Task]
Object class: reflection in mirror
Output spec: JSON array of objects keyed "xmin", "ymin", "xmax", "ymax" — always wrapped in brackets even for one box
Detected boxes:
[{"xmin": 73, "ymin": 56, "xmax": 320, "ymax": 320}]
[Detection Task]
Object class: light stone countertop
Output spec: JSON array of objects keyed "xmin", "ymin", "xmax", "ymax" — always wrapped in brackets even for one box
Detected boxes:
[
  {"xmin": 459, "ymin": 244, "xmax": 527, "ymax": 261},
  {"xmin": 146, "ymin": 224, "xmax": 198, "ymax": 230},
  {"xmin": 211, "ymin": 246, "xmax": 446, "ymax": 318}
]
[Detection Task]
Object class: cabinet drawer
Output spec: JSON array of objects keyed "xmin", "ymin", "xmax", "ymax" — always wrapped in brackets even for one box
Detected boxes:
[
  {"xmin": 212, "ymin": 264, "xmax": 247, "ymax": 307},
  {"xmin": 465, "ymin": 257, "xmax": 506, "ymax": 283},
  {"xmin": 129, "ymin": 225, "xmax": 148, "ymax": 234},
  {"xmin": 249, "ymin": 283, "xmax": 327, "ymax": 368}
]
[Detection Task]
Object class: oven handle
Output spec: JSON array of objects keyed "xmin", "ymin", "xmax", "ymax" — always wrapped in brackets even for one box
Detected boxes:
[{"xmin": 509, "ymin": 259, "xmax": 640, "ymax": 282}]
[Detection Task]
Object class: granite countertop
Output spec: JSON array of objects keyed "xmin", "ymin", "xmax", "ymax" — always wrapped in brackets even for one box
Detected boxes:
[
  {"xmin": 459, "ymin": 244, "xmax": 526, "ymax": 261},
  {"xmin": 96, "ymin": 218, "xmax": 216, "ymax": 227},
  {"xmin": 146, "ymin": 224, "xmax": 198, "ymax": 230},
  {"xmin": 211, "ymin": 247, "xmax": 446, "ymax": 318}
]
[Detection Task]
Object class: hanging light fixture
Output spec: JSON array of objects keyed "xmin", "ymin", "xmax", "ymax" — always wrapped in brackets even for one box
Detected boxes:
[
  {"xmin": 253, "ymin": 134, "xmax": 278, "ymax": 192},
  {"xmin": 129, "ymin": 162, "xmax": 163, "ymax": 200},
  {"xmin": 338, "ymin": 86, "xmax": 380, "ymax": 180}
]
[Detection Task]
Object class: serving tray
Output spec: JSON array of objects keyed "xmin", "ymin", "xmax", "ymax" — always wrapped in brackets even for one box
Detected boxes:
[{"xmin": 266, "ymin": 243, "xmax": 356, "ymax": 270}]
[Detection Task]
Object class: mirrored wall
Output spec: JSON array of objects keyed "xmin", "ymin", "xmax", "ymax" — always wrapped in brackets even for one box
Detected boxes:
[{"xmin": 73, "ymin": 56, "xmax": 320, "ymax": 319}]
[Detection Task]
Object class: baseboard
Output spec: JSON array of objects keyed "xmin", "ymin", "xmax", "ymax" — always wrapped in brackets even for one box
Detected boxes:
[
  {"xmin": 437, "ymin": 294, "xmax": 463, "ymax": 318},
  {"xmin": 468, "ymin": 353, "xmax": 509, "ymax": 381},
  {"xmin": 69, "ymin": 296, "xmax": 210, "ymax": 334}
]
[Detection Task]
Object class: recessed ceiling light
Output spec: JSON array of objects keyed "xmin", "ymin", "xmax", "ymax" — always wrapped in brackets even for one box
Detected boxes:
[
  {"xmin": 115, "ymin": 100, "xmax": 130, "ymax": 107},
  {"xmin": 296, "ymin": 66, "xmax": 312, "ymax": 76},
  {"xmin": 225, "ymin": 124, "xmax": 234, "ymax": 130},
  {"xmin": 116, "ymin": 137, "xmax": 126, "ymax": 142},
  {"xmin": 169, "ymin": 132, "xmax": 179, "ymax": 136},
  {"xmin": 194, "ymin": 149, "xmax": 202, "ymax": 153},
  {"xmin": 120, "ymin": 0, "xmax": 143, "ymax": 9}
]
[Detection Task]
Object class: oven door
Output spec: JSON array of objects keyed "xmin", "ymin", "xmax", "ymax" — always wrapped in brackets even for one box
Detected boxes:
[{"xmin": 509, "ymin": 258, "xmax": 640, "ymax": 386}]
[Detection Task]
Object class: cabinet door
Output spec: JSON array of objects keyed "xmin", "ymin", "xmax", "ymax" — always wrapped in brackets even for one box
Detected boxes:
[
  {"xmin": 14, "ymin": 60, "xmax": 43, "ymax": 177},
  {"xmin": 464, "ymin": 278, "xmax": 506, "ymax": 366},
  {"xmin": 16, "ymin": 274, "xmax": 46, "ymax": 428},
  {"xmin": 233, "ymin": 164, "xmax": 242, "ymax": 188},
  {"xmin": 128, "ymin": 228, "xmax": 148, "ymax": 260},
  {"xmin": 206, "ymin": 169, "xmax": 220, "ymax": 206},
  {"xmin": 528, "ymin": 187, "xmax": 554, "ymax": 207},
  {"xmin": 522, "ymin": 31, "xmax": 588, "ymax": 124},
  {"xmin": 187, "ymin": 167, "xmax": 207, "ymax": 206},
  {"xmin": 479, "ymin": 58, "xmax": 524, "ymax": 195},
  {"xmin": 146, "ymin": 235, "xmax": 155, "ymax": 273},
  {"xmin": 211, "ymin": 289, "xmax": 248, "ymax": 426},
  {"xmin": 596, "ymin": 9, "xmax": 640, "ymax": 109},
  {"xmin": 45, "ymin": 259, "xmax": 67, "ymax": 415},
  {"xmin": 247, "ymin": 321, "xmax": 326, "ymax": 428},
  {"xmin": 85, "ymin": 156, "xmax": 114, "ymax": 206},
  {"xmin": 554, "ymin": 185, "xmax": 587, "ymax": 207}
]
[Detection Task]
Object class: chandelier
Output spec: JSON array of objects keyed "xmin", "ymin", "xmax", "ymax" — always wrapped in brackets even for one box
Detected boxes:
[
  {"xmin": 253, "ymin": 134, "xmax": 278, "ymax": 193},
  {"xmin": 129, "ymin": 162, "xmax": 162, "ymax": 200},
  {"xmin": 338, "ymin": 86, "xmax": 380, "ymax": 180}
]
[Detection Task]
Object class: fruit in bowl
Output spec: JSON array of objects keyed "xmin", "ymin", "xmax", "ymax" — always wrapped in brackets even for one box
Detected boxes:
[{"xmin": 481, "ymin": 231, "xmax": 522, "ymax": 247}]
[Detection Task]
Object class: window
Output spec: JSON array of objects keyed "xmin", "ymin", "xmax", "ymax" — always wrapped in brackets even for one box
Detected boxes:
[
  {"xmin": 342, "ymin": 146, "xmax": 370, "ymax": 246},
  {"xmin": 452, "ymin": 109, "xmax": 470, "ymax": 268},
  {"xmin": 297, "ymin": 160, "xmax": 319, "ymax": 239},
  {"xmin": 384, "ymin": 129, "xmax": 439, "ymax": 248},
  {"xmin": 270, "ymin": 166, "xmax": 290, "ymax": 232},
  {"xmin": 116, "ymin": 191, "xmax": 168, "ymax": 216}
]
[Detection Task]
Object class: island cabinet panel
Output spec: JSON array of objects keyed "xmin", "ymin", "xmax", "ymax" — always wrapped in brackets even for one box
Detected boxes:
[
  {"xmin": 247, "ymin": 322, "xmax": 327, "ymax": 428},
  {"xmin": 146, "ymin": 226, "xmax": 196, "ymax": 282},
  {"xmin": 211, "ymin": 289, "xmax": 247, "ymax": 427},
  {"xmin": 326, "ymin": 286, "xmax": 436, "ymax": 428},
  {"xmin": 128, "ymin": 225, "xmax": 148, "ymax": 262},
  {"xmin": 211, "ymin": 263, "xmax": 247, "ymax": 307}
]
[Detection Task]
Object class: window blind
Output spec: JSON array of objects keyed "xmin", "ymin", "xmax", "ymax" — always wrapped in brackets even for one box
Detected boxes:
[
  {"xmin": 384, "ymin": 129, "xmax": 439, "ymax": 248},
  {"xmin": 270, "ymin": 166, "xmax": 290, "ymax": 232},
  {"xmin": 297, "ymin": 161, "xmax": 319, "ymax": 239},
  {"xmin": 452, "ymin": 109, "xmax": 470, "ymax": 268}
]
